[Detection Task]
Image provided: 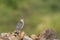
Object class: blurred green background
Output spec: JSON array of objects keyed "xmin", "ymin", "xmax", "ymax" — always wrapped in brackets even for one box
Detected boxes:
[{"xmin": 0, "ymin": 0, "xmax": 60, "ymax": 39}]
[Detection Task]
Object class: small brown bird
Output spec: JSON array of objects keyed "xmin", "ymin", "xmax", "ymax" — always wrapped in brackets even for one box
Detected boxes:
[{"xmin": 16, "ymin": 17, "xmax": 24, "ymax": 31}]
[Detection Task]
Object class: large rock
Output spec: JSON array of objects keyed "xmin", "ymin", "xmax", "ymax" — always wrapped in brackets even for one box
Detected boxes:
[{"xmin": 38, "ymin": 28, "xmax": 59, "ymax": 40}]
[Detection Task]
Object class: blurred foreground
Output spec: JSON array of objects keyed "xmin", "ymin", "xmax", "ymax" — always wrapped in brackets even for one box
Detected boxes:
[{"xmin": 0, "ymin": 28, "xmax": 59, "ymax": 40}]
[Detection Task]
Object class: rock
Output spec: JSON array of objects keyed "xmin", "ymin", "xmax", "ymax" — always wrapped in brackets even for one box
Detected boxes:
[
  {"xmin": 37, "ymin": 28, "xmax": 59, "ymax": 40},
  {"xmin": 30, "ymin": 34, "xmax": 38, "ymax": 40},
  {"xmin": 23, "ymin": 34, "xmax": 32, "ymax": 40}
]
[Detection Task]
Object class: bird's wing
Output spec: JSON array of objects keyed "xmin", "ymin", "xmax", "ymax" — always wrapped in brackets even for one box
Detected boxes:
[{"xmin": 16, "ymin": 21, "xmax": 23, "ymax": 30}]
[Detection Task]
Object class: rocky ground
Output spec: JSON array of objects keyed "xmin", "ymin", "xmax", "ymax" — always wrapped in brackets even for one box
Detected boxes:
[{"xmin": 0, "ymin": 28, "xmax": 59, "ymax": 40}]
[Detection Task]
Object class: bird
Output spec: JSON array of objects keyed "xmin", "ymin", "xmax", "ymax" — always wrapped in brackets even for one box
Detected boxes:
[{"xmin": 16, "ymin": 17, "xmax": 24, "ymax": 31}]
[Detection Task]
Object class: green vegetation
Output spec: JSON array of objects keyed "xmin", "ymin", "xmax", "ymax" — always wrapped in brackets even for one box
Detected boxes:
[{"xmin": 0, "ymin": 0, "xmax": 60, "ymax": 39}]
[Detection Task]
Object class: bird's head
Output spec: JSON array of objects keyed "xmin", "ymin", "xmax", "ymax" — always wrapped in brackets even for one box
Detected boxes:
[{"xmin": 20, "ymin": 17, "xmax": 24, "ymax": 23}]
